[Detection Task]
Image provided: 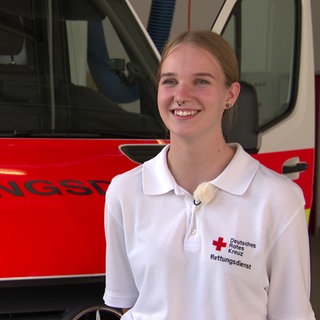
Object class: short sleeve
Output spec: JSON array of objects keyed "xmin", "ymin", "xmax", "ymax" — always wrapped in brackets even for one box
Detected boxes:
[
  {"xmin": 103, "ymin": 182, "xmax": 138, "ymax": 308},
  {"xmin": 266, "ymin": 203, "xmax": 316, "ymax": 320}
]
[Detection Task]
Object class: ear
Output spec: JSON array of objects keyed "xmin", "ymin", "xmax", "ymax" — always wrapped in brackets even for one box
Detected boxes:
[{"xmin": 226, "ymin": 82, "xmax": 241, "ymax": 106}]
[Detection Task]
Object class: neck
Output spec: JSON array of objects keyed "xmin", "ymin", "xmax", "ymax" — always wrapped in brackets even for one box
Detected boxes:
[{"xmin": 167, "ymin": 136, "xmax": 234, "ymax": 194}]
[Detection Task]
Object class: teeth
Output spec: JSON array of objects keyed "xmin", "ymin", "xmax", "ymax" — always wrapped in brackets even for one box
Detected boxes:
[{"xmin": 174, "ymin": 110, "xmax": 198, "ymax": 117}]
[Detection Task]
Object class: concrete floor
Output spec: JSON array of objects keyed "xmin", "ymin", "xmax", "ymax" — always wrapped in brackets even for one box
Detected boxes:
[{"xmin": 311, "ymin": 233, "xmax": 320, "ymax": 318}]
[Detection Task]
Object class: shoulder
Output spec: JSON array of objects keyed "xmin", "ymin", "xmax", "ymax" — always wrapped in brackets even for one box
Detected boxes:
[
  {"xmin": 106, "ymin": 164, "xmax": 143, "ymax": 200},
  {"xmin": 106, "ymin": 144, "xmax": 170, "ymax": 200},
  {"xmin": 228, "ymin": 144, "xmax": 305, "ymax": 211},
  {"xmin": 233, "ymin": 143, "xmax": 304, "ymax": 203},
  {"xmin": 249, "ymin": 162, "xmax": 306, "ymax": 233},
  {"xmin": 256, "ymin": 162, "xmax": 304, "ymax": 203}
]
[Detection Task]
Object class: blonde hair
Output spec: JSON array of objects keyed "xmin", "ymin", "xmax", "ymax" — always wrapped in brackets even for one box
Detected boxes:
[{"xmin": 158, "ymin": 30, "xmax": 238, "ymax": 87}]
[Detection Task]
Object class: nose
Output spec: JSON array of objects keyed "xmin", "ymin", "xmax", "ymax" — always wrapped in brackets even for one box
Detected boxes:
[{"xmin": 174, "ymin": 83, "xmax": 192, "ymax": 104}]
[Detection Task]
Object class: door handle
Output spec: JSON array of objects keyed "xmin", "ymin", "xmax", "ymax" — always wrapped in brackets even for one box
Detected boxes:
[{"xmin": 282, "ymin": 162, "xmax": 308, "ymax": 174}]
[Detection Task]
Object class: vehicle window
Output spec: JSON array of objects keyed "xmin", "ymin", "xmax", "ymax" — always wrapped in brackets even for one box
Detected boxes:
[
  {"xmin": 0, "ymin": 0, "xmax": 165, "ymax": 138},
  {"xmin": 223, "ymin": 0, "xmax": 298, "ymax": 130}
]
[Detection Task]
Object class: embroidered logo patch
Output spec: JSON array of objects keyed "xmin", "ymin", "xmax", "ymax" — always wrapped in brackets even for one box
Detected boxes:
[{"xmin": 210, "ymin": 236, "xmax": 256, "ymax": 270}]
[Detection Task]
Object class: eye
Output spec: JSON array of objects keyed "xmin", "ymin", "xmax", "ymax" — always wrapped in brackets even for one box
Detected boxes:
[
  {"xmin": 160, "ymin": 78, "xmax": 177, "ymax": 86},
  {"xmin": 194, "ymin": 78, "xmax": 210, "ymax": 85}
]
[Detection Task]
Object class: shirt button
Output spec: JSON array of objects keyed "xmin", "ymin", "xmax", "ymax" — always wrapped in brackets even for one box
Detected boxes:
[{"xmin": 192, "ymin": 228, "xmax": 197, "ymax": 235}]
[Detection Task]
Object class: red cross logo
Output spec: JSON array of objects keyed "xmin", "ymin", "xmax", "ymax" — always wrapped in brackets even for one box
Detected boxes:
[{"xmin": 212, "ymin": 237, "xmax": 227, "ymax": 251}]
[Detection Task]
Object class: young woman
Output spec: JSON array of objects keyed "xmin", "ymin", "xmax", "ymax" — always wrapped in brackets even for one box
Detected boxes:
[{"xmin": 104, "ymin": 31, "xmax": 315, "ymax": 319}]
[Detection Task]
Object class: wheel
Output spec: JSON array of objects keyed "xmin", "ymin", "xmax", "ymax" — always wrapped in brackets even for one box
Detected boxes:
[{"xmin": 63, "ymin": 303, "xmax": 122, "ymax": 320}]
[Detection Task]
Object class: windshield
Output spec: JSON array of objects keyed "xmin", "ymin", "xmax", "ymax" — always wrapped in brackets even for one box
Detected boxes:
[{"xmin": 0, "ymin": 0, "xmax": 165, "ymax": 138}]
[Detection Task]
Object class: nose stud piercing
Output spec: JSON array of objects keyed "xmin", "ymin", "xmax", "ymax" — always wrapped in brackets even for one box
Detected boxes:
[{"xmin": 176, "ymin": 100, "xmax": 186, "ymax": 107}]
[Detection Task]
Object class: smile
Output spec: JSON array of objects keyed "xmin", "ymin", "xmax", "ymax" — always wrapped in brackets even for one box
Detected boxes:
[{"xmin": 173, "ymin": 109, "xmax": 200, "ymax": 117}]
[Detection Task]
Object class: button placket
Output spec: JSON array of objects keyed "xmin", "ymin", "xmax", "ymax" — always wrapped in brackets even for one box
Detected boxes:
[{"xmin": 184, "ymin": 200, "xmax": 201, "ymax": 252}]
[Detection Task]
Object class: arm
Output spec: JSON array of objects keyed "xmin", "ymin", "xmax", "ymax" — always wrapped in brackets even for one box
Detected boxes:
[
  {"xmin": 266, "ymin": 205, "xmax": 315, "ymax": 319},
  {"xmin": 103, "ymin": 182, "xmax": 139, "ymax": 310}
]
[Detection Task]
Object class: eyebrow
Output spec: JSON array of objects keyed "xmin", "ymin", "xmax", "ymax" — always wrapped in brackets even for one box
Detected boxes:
[
  {"xmin": 159, "ymin": 72, "xmax": 175, "ymax": 79},
  {"xmin": 159, "ymin": 72, "xmax": 215, "ymax": 79},
  {"xmin": 194, "ymin": 72, "xmax": 215, "ymax": 78}
]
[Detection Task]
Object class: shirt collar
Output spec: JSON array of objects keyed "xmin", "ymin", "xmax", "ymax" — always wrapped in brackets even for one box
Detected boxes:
[
  {"xmin": 142, "ymin": 143, "xmax": 259, "ymax": 196},
  {"xmin": 211, "ymin": 143, "xmax": 259, "ymax": 195},
  {"xmin": 142, "ymin": 145, "xmax": 174, "ymax": 195}
]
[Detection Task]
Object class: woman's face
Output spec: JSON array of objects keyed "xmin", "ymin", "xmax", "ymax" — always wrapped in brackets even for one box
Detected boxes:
[{"xmin": 157, "ymin": 43, "xmax": 239, "ymax": 140}]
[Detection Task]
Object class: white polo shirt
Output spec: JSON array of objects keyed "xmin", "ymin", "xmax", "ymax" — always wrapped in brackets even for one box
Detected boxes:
[{"xmin": 104, "ymin": 144, "xmax": 315, "ymax": 320}]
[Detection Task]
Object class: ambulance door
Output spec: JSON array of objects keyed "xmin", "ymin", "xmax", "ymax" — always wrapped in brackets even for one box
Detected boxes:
[{"xmin": 214, "ymin": 0, "xmax": 315, "ymax": 222}]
